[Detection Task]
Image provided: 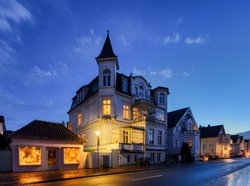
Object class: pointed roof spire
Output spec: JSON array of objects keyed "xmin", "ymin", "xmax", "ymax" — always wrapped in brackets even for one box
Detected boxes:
[{"xmin": 96, "ymin": 30, "xmax": 117, "ymax": 59}]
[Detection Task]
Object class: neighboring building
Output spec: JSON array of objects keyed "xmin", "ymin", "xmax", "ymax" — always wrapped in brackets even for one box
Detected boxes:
[
  {"xmin": 244, "ymin": 139, "xmax": 250, "ymax": 157},
  {"xmin": 200, "ymin": 125, "xmax": 231, "ymax": 158},
  {"xmin": 230, "ymin": 135, "xmax": 240, "ymax": 157},
  {"xmin": 68, "ymin": 32, "xmax": 169, "ymax": 167},
  {"xmin": 0, "ymin": 115, "xmax": 6, "ymax": 135},
  {"xmin": 167, "ymin": 107, "xmax": 200, "ymax": 159},
  {"xmin": 10, "ymin": 120, "xmax": 85, "ymax": 172},
  {"xmin": 230, "ymin": 135, "xmax": 246, "ymax": 157}
]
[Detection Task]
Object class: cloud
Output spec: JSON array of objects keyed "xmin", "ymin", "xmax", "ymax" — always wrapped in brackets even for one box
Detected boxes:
[
  {"xmin": 182, "ymin": 71, "xmax": 190, "ymax": 77},
  {"xmin": 32, "ymin": 66, "xmax": 57, "ymax": 77},
  {"xmin": 163, "ymin": 33, "xmax": 180, "ymax": 44},
  {"xmin": 74, "ymin": 29, "xmax": 103, "ymax": 61},
  {"xmin": 132, "ymin": 67, "xmax": 146, "ymax": 76},
  {"xmin": 31, "ymin": 62, "xmax": 69, "ymax": 78},
  {"xmin": 133, "ymin": 67, "xmax": 190, "ymax": 79},
  {"xmin": 75, "ymin": 29, "xmax": 103, "ymax": 49},
  {"xmin": 120, "ymin": 34, "xmax": 129, "ymax": 47},
  {"xmin": 46, "ymin": 100, "xmax": 55, "ymax": 108},
  {"xmin": 184, "ymin": 35, "xmax": 207, "ymax": 45},
  {"xmin": 0, "ymin": 0, "xmax": 33, "ymax": 32}
]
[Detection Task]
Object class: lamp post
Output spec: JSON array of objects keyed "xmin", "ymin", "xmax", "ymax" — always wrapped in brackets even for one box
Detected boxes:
[{"xmin": 95, "ymin": 131, "xmax": 101, "ymax": 168}]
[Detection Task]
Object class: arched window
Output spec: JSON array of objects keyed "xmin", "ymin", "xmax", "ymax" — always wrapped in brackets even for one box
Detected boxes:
[
  {"xmin": 139, "ymin": 85, "xmax": 144, "ymax": 98},
  {"xmin": 159, "ymin": 93, "xmax": 165, "ymax": 104},
  {"xmin": 103, "ymin": 69, "xmax": 111, "ymax": 86}
]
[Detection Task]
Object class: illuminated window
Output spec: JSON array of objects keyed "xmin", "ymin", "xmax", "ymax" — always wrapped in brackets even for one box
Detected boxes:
[
  {"xmin": 149, "ymin": 129, "xmax": 154, "ymax": 145},
  {"xmin": 133, "ymin": 107, "xmax": 140, "ymax": 119},
  {"xmin": 103, "ymin": 99, "xmax": 111, "ymax": 115},
  {"xmin": 159, "ymin": 93, "xmax": 165, "ymax": 104},
  {"xmin": 77, "ymin": 113, "xmax": 82, "ymax": 126},
  {"xmin": 67, "ymin": 122, "xmax": 72, "ymax": 131},
  {"xmin": 122, "ymin": 77, "xmax": 128, "ymax": 92},
  {"xmin": 19, "ymin": 146, "xmax": 41, "ymax": 166},
  {"xmin": 64, "ymin": 147, "xmax": 80, "ymax": 164},
  {"xmin": 103, "ymin": 69, "xmax": 111, "ymax": 86},
  {"xmin": 157, "ymin": 130, "xmax": 162, "ymax": 145},
  {"xmin": 123, "ymin": 104, "xmax": 129, "ymax": 119}
]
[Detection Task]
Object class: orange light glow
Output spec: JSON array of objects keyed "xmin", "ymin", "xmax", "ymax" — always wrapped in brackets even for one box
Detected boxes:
[
  {"xmin": 64, "ymin": 147, "xmax": 80, "ymax": 164},
  {"xmin": 19, "ymin": 146, "xmax": 41, "ymax": 166}
]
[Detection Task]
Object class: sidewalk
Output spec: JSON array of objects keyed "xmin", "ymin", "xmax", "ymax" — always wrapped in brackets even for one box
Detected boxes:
[{"xmin": 0, "ymin": 164, "xmax": 165, "ymax": 185}]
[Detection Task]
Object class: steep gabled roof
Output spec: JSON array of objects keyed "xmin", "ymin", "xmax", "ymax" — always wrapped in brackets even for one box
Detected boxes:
[
  {"xmin": 167, "ymin": 107, "xmax": 189, "ymax": 128},
  {"xmin": 11, "ymin": 120, "xmax": 85, "ymax": 143},
  {"xmin": 96, "ymin": 31, "xmax": 117, "ymax": 59},
  {"xmin": 200, "ymin": 125, "xmax": 224, "ymax": 138},
  {"xmin": 231, "ymin": 135, "xmax": 239, "ymax": 143}
]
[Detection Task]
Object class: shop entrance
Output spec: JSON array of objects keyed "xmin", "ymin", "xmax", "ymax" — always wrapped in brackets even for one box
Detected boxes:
[{"xmin": 47, "ymin": 148, "xmax": 58, "ymax": 170}]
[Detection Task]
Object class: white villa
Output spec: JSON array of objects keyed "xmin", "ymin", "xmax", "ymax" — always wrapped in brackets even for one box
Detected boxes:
[
  {"xmin": 167, "ymin": 107, "xmax": 200, "ymax": 160},
  {"xmin": 68, "ymin": 32, "xmax": 169, "ymax": 167}
]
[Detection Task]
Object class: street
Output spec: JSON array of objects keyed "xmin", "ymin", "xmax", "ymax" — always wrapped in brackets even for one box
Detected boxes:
[{"xmin": 37, "ymin": 158, "xmax": 250, "ymax": 186}]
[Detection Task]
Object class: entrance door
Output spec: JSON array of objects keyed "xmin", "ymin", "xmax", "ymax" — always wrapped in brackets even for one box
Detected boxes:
[{"xmin": 47, "ymin": 148, "xmax": 58, "ymax": 170}]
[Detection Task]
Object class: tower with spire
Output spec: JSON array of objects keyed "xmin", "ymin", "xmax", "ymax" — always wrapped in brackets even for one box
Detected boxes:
[{"xmin": 68, "ymin": 31, "xmax": 170, "ymax": 168}]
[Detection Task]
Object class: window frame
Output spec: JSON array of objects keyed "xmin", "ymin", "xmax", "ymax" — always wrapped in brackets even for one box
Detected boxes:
[
  {"xmin": 123, "ymin": 104, "xmax": 130, "ymax": 120},
  {"xmin": 102, "ymin": 98, "xmax": 111, "ymax": 115},
  {"xmin": 103, "ymin": 69, "xmax": 111, "ymax": 86},
  {"xmin": 149, "ymin": 129, "xmax": 154, "ymax": 145}
]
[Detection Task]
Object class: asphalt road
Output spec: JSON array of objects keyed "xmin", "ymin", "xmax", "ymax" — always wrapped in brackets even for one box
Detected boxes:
[{"xmin": 37, "ymin": 158, "xmax": 250, "ymax": 186}]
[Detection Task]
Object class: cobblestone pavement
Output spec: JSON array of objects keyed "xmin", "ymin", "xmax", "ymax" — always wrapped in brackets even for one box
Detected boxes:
[{"xmin": 0, "ymin": 165, "xmax": 163, "ymax": 185}]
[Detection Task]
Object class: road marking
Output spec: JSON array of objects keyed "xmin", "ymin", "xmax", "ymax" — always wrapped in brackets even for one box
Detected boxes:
[{"xmin": 132, "ymin": 174, "xmax": 163, "ymax": 181}]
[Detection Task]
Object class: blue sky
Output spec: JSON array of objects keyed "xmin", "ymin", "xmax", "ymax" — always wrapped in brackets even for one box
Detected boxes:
[{"xmin": 0, "ymin": 0, "xmax": 250, "ymax": 134}]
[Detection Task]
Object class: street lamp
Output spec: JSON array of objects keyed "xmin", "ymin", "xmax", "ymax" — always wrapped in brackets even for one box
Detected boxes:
[{"xmin": 95, "ymin": 131, "xmax": 101, "ymax": 168}]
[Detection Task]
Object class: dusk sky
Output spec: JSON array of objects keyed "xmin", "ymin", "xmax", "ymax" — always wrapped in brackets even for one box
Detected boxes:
[{"xmin": 1, "ymin": 0, "xmax": 250, "ymax": 134}]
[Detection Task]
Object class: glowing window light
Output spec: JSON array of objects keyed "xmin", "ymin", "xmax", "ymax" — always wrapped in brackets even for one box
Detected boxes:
[
  {"xmin": 63, "ymin": 147, "xmax": 80, "ymax": 164},
  {"xmin": 102, "ymin": 99, "xmax": 111, "ymax": 115},
  {"xmin": 19, "ymin": 146, "xmax": 42, "ymax": 166}
]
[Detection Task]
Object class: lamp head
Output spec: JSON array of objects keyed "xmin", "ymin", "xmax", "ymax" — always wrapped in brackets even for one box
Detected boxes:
[{"xmin": 95, "ymin": 131, "xmax": 101, "ymax": 136}]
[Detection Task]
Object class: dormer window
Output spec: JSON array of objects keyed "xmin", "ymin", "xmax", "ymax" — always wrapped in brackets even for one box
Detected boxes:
[
  {"xmin": 122, "ymin": 77, "xmax": 128, "ymax": 92},
  {"xmin": 103, "ymin": 69, "xmax": 111, "ymax": 86},
  {"xmin": 159, "ymin": 93, "xmax": 165, "ymax": 104}
]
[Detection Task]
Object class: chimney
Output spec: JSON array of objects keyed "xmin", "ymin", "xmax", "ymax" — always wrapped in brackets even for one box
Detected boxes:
[{"xmin": 208, "ymin": 124, "xmax": 210, "ymax": 127}]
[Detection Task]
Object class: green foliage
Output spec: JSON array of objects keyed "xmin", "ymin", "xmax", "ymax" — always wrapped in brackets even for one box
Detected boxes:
[{"xmin": 180, "ymin": 142, "xmax": 194, "ymax": 163}]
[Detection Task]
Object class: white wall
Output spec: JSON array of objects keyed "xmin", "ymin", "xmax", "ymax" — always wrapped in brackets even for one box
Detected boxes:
[{"xmin": 10, "ymin": 139, "xmax": 84, "ymax": 172}]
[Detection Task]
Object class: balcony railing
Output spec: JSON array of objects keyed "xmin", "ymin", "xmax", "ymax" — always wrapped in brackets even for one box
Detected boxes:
[
  {"xmin": 134, "ymin": 93, "xmax": 155, "ymax": 103},
  {"xmin": 181, "ymin": 130, "xmax": 199, "ymax": 135},
  {"xmin": 119, "ymin": 143, "xmax": 144, "ymax": 152}
]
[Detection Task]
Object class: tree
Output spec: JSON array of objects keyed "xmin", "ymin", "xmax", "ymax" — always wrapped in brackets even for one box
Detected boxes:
[
  {"xmin": 0, "ymin": 134, "xmax": 11, "ymax": 150},
  {"xmin": 180, "ymin": 142, "xmax": 193, "ymax": 163}
]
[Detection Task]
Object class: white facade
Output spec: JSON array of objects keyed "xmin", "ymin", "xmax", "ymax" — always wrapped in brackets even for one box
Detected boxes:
[
  {"xmin": 167, "ymin": 108, "xmax": 200, "ymax": 160},
  {"xmin": 68, "ymin": 33, "xmax": 169, "ymax": 167}
]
